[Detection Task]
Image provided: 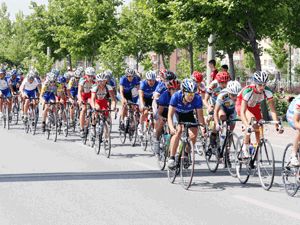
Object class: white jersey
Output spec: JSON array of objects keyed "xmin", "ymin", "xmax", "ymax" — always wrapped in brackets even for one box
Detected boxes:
[
  {"xmin": 0, "ymin": 78, "xmax": 9, "ymax": 90},
  {"xmin": 21, "ymin": 78, "xmax": 39, "ymax": 91}
]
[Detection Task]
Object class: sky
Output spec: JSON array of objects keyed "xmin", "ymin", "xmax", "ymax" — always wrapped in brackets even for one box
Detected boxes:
[{"xmin": 1, "ymin": 0, "xmax": 130, "ymax": 19}]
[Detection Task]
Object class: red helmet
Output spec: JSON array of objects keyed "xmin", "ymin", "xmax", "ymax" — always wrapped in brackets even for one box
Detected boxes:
[
  {"xmin": 216, "ymin": 71, "xmax": 230, "ymax": 83},
  {"xmin": 159, "ymin": 69, "xmax": 167, "ymax": 79},
  {"xmin": 167, "ymin": 80, "xmax": 180, "ymax": 89},
  {"xmin": 192, "ymin": 71, "xmax": 203, "ymax": 83}
]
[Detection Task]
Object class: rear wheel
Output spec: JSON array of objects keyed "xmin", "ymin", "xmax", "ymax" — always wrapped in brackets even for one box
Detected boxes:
[{"xmin": 282, "ymin": 143, "xmax": 300, "ymax": 197}]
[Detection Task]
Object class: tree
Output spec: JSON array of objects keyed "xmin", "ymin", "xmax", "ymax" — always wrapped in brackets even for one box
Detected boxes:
[
  {"xmin": 0, "ymin": 2, "xmax": 12, "ymax": 63},
  {"xmin": 265, "ymin": 40, "xmax": 288, "ymax": 74}
]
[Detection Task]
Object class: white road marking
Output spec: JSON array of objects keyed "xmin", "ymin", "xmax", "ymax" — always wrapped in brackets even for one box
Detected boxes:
[
  {"xmin": 133, "ymin": 161, "xmax": 159, "ymax": 170},
  {"xmin": 234, "ymin": 195, "xmax": 300, "ymax": 220}
]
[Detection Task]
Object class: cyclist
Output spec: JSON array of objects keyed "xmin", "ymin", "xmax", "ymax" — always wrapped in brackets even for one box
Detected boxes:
[
  {"xmin": 191, "ymin": 70, "xmax": 206, "ymax": 99},
  {"xmin": 236, "ymin": 71, "xmax": 283, "ymax": 158},
  {"xmin": 64, "ymin": 71, "xmax": 73, "ymax": 85},
  {"xmin": 153, "ymin": 79, "xmax": 181, "ymax": 154},
  {"xmin": 138, "ymin": 70, "xmax": 159, "ymax": 135},
  {"xmin": 78, "ymin": 67, "xmax": 96, "ymax": 137},
  {"xmin": 167, "ymin": 79, "xmax": 206, "ymax": 168},
  {"xmin": 91, "ymin": 73, "xmax": 116, "ymax": 138},
  {"xmin": 209, "ymin": 59, "xmax": 218, "ymax": 82},
  {"xmin": 286, "ymin": 95, "xmax": 300, "ymax": 166},
  {"xmin": 8, "ymin": 69, "xmax": 21, "ymax": 95},
  {"xmin": 67, "ymin": 69, "xmax": 82, "ymax": 127},
  {"xmin": 56, "ymin": 76, "xmax": 68, "ymax": 129},
  {"xmin": 119, "ymin": 68, "xmax": 140, "ymax": 129},
  {"xmin": 40, "ymin": 72, "xmax": 57, "ymax": 132},
  {"xmin": 19, "ymin": 72, "xmax": 40, "ymax": 122},
  {"xmin": 0, "ymin": 68, "xmax": 12, "ymax": 119}
]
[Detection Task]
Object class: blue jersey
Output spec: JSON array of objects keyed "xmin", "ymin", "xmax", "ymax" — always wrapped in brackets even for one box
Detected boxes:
[
  {"xmin": 140, "ymin": 80, "xmax": 159, "ymax": 99},
  {"xmin": 287, "ymin": 95, "xmax": 300, "ymax": 129},
  {"xmin": 120, "ymin": 75, "xmax": 139, "ymax": 94},
  {"xmin": 0, "ymin": 77, "xmax": 10, "ymax": 91},
  {"xmin": 158, "ymin": 90, "xmax": 171, "ymax": 115},
  {"xmin": 169, "ymin": 90, "xmax": 202, "ymax": 113},
  {"xmin": 8, "ymin": 76, "xmax": 21, "ymax": 87},
  {"xmin": 154, "ymin": 82, "xmax": 166, "ymax": 95},
  {"xmin": 108, "ymin": 77, "xmax": 117, "ymax": 88}
]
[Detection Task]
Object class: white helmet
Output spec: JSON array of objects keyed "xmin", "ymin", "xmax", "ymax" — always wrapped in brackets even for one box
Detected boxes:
[
  {"xmin": 85, "ymin": 67, "xmax": 95, "ymax": 76},
  {"xmin": 27, "ymin": 71, "xmax": 35, "ymax": 80},
  {"xmin": 74, "ymin": 69, "xmax": 82, "ymax": 78},
  {"xmin": 104, "ymin": 70, "xmax": 112, "ymax": 79},
  {"xmin": 253, "ymin": 71, "xmax": 268, "ymax": 84},
  {"xmin": 47, "ymin": 72, "xmax": 56, "ymax": 82},
  {"xmin": 96, "ymin": 73, "xmax": 107, "ymax": 81},
  {"xmin": 226, "ymin": 80, "xmax": 242, "ymax": 95},
  {"xmin": 145, "ymin": 70, "xmax": 156, "ymax": 80},
  {"xmin": 181, "ymin": 78, "xmax": 197, "ymax": 93}
]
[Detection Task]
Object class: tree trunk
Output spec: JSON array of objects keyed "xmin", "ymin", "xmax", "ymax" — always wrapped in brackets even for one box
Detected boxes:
[
  {"xmin": 188, "ymin": 43, "xmax": 194, "ymax": 74},
  {"xmin": 157, "ymin": 53, "xmax": 161, "ymax": 72},
  {"xmin": 228, "ymin": 51, "xmax": 235, "ymax": 80},
  {"xmin": 67, "ymin": 54, "xmax": 72, "ymax": 70},
  {"xmin": 136, "ymin": 52, "xmax": 139, "ymax": 71},
  {"xmin": 206, "ymin": 34, "xmax": 216, "ymax": 83},
  {"xmin": 289, "ymin": 45, "xmax": 292, "ymax": 91},
  {"xmin": 161, "ymin": 52, "xmax": 167, "ymax": 69}
]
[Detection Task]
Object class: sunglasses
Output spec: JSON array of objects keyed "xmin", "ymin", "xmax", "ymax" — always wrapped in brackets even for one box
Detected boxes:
[
  {"xmin": 185, "ymin": 92, "xmax": 195, "ymax": 97},
  {"xmin": 257, "ymin": 83, "xmax": 266, "ymax": 87},
  {"xmin": 230, "ymin": 94, "xmax": 237, "ymax": 97},
  {"xmin": 126, "ymin": 75, "xmax": 133, "ymax": 78}
]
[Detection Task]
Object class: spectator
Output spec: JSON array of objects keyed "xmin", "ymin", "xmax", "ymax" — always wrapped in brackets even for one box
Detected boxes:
[{"xmin": 209, "ymin": 59, "xmax": 218, "ymax": 81}]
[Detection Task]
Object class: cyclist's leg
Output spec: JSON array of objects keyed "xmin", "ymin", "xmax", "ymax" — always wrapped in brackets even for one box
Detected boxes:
[{"xmin": 287, "ymin": 113, "xmax": 300, "ymax": 166}]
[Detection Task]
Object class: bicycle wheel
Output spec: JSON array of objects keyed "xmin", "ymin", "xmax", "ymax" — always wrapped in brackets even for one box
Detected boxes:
[
  {"xmin": 63, "ymin": 109, "xmax": 69, "ymax": 137},
  {"xmin": 104, "ymin": 121, "xmax": 112, "ymax": 158},
  {"xmin": 157, "ymin": 135, "xmax": 168, "ymax": 171},
  {"xmin": 52, "ymin": 113, "xmax": 58, "ymax": 142},
  {"xmin": 236, "ymin": 136, "xmax": 251, "ymax": 184},
  {"xmin": 95, "ymin": 125, "xmax": 103, "ymax": 155},
  {"xmin": 129, "ymin": 118, "xmax": 138, "ymax": 147},
  {"xmin": 46, "ymin": 119, "xmax": 51, "ymax": 140},
  {"xmin": 33, "ymin": 107, "xmax": 39, "ymax": 135},
  {"xmin": 140, "ymin": 124, "xmax": 148, "ymax": 151},
  {"xmin": 225, "ymin": 133, "xmax": 239, "ymax": 177},
  {"xmin": 204, "ymin": 130, "xmax": 219, "ymax": 172},
  {"xmin": 13, "ymin": 102, "xmax": 19, "ymax": 125},
  {"xmin": 119, "ymin": 118, "xmax": 126, "ymax": 144},
  {"xmin": 88, "ymin": 126, "xmax": 96, "ymax": 148},
  {"xmin": 256, "ymin": 139, "xmax": 275, "ymax": 190},
  {"xmin": 282, "ymin": 143, "xmax": 300, "ymax": 197},
  {"xmin": 167, "ymin": 164, "xmax": 179, "ymax": 184},
  {"xmin": 180, "ymin": 140, "xmax": 195, "ymax": 190},
  {"xmin": 6, "ymin": 105, "xmax": 10, "ymax": 130},
  {"xmin": 148, "ymin": 124, "xmax": 155, "ymax": 154},
  {"xmin": 24, "ymin": 119, "xmax": 30, "ymax": 133}
]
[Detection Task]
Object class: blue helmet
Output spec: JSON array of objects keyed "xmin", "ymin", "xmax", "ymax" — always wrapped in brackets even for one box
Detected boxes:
[
  {"xmin": 58, "ymin": 76, "xmax": 67, "ymax": 84},
  {"xmin": 145, "ymin": 70, "xmax": 156, "ymax": 80},
  {"xmin": 181, "ymin": 78, "xmax": 197, "ymax": 93}
]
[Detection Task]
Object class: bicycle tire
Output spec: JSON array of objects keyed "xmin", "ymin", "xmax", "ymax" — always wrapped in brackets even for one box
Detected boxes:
[
  {"xmin": 129, "ymin": 117, "xmax": 138, "ymax": 147},
  {"xmin": 33, "ymin": 107, "xmax": 39, "ymax": 135},
  {"xmin": 157, "ymin": 135, "xmax": 167, "ymax": 171},
  {"xmin": 282, "ymin": 143, "xmax": 300, "ymax": 197},
  {"xmin": 95, "ymin": 124, "xmax": 103, "ymax": 155},
  {"xmin": 180, "ymin": 140, "xmax": 195, "ymax": 190},
  {"xmin": 257, "ymin": 139, "xmax": 275, "ymax": 190},
  {"xmin": 63, "ymin": 109, "xmax": 69, "ymax": 137},
  {"xmin": 53, "ymin": 113, "xmax": 58, "ymax": 142},
  {"xmin": 236, "ymin": 135, "xmax": 251, "ymax": 184},
  {"xmin": 13, "ymin": 102, "xmax": 19, "ymax": 125},
  {"xmin": 225, "ymin": 132, "xmax": 239, "ymax": 177},
  {"xmin": 204, "ymin": 130, "xmax": 219, "ymax": 173},
  {"xmin": 104, "ymin": 121, "xmax": 112, "ymax": 158},
  {"xmin": 6, "ymin": 105, "xmax": 10, "ymax": 130},
  {"xmin": 119, "ymin": 118, "xmax": 126, "ymax": 144}
]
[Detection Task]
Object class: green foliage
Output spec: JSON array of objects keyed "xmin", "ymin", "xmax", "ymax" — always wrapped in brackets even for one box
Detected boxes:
[
  {"xmin": 0, "ymin": 2, "xmax": 12, "ymax": 63},
  {"xmin": 141, "ymin": 55, "xmax": 153, "ymax": 72},
  {"xmin": 273, "ymin": 93, "xmax": 289, "ymax": 117},
  {"xmin": 244, "ymin": 52, "xmax": 256, "ymax": 73},
  {"xmin": 265, "ymin": 40, "xmax": 288, "ymax": 72}
]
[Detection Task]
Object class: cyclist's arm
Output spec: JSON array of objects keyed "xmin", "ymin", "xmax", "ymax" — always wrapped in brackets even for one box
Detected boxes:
[
  {"xmin": 267, "ymin": 98, "xmax": 279, "ymax": 122},
  {"xmin": 213, "ymin": 103, "xmax": 221, "ymax": 126},
  {"xmin": 168, "ymin": 105, "xmax": 176, "ymax": 133},
  {"xmin": 91, "ymin": 92, "xmax": 96, "ymax": 109},
  {"xmin": 78, "ymin": 85, "xmax": 83, "ymax": 103},
  {"xmin": 240, "ymin": 99, "xmax": 249, "ymax": 125},
  {"xmin": 203, "ymin": 92, "xmax": 211, "ymax": 109},
  {"xmin": 157, "ymin": 105, "xmax": 165, "ymax": 119},
  {"xmin": 196, "ymin": 108, "xmax": 206, "ymax": 126},
  {"xmin": 139, "ymin": 89, "xmax": 145, "ymax": 108},
  {"xmin": 108, "ymin": 90, "xmax": 116, "ymax": 110},
  {"xmin": 119, "ymin": 85, "xmax": 126, "ymax": 103}
]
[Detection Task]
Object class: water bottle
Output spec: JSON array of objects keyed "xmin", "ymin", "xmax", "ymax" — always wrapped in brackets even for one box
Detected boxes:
[
  {"xmin": 249, "ymin": 143, "xmax": 254, "ymax": 155},
  {"xmin": 165, "ymin": 134, "xmax": 171, "ymax": 147}
]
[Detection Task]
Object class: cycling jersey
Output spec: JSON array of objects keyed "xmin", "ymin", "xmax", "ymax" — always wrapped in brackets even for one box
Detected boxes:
[
  {"xmin": 108, "ymin": 77, "xmax": 117, "ymax": 88},
  {"xmin": 67, "ymin": 77, "xmax": 79, "ymax": 98},
  {"xmin": 79, "ymin": 77, "xmax": 94, "ymax": 94},
  {"xmin": 206, "ymin": 80, "xmax": 223, "ymax": 104},
  {"xmin": 216, "ymin": 90, "xmax": 235, "ymax": 112},
  {"xmin": 238, "ymin": 84, "xmax": 273, "ymax": 107},
  {"xmin": 41, "ymin": 80, "xmax": 57, "ymax": 94},
  {"xmin": 0, "ymin": 77, "xmax": 10, "ymax": 91},
  {"xmin": 158, "ymin": 90, "xmax": 171, "ymax": 118},
  {"xmin": 8, "ymin": 76, "xmax": 21, "ymax": 87},
  {"xmin": 287, "ymin": 95, "xmax": 300, "ymax": 129},
  {"xmin": 91, "ymin": 84, "xmax": 113, "ymax": 101},
  {"xmin": 21, "ymin": 77, "xmax": 39, "ymax": 91},
  {"xmin": 154, "ymin": 82, "xmax": 166, "ymax": 95},
  {"xmin": 120, "ymin": 75, "xmax": 139, "ymax": 94},
  {"xmin": 140, "ymin": 80, "xmax": 159, "ymax": 99},
  {"xmin": 170, "ymin": 90, "xmax": 202, "ymax": 114}
]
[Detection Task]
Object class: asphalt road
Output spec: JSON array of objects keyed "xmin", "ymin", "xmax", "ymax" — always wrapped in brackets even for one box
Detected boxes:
[{"xmin": 0, "ymin": 117, "xmax": 299, "ymax": 225}]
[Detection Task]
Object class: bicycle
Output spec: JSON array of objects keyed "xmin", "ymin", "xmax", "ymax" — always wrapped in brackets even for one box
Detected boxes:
[
  {"xmin": 81, "ymin": 102, "xmax": 93, "ymax": 145},
  {"xmin": 139, "ymin": 107, "xmax": 154, "ymax": 152},
  {"xmin": 156, "ymin": 121, "xmax": 171, "ymax": 170},
  {"xmin": 12, "ymin": 93, "xmax": 20, "ymax": 125},
  {"xmin": 281, "ymin": 143, "xmax": 300, "ymax": 197},
  {"xmin": 204, "ymin": 119, "xmax": 240, "ymax": 177},
  {"xmin": 45, "ymin": 102, "xmax": 58, "ymax": 142},
  {"xmin": 56, "ymin": 101, "xmax": 69, "ymax": 138},
  {"xmin": 236, "ymin": 119, "xmax": 280, "ymax": 190},
  {"xmin": 67, "ymin": 100, "xmax": 80, "ymax": 132},
  {"xmin": 0, "ymin": 96, "xmax": 11, "ymax": 130},
  {"xmin": 23, "ymin": 97, "xmax": 39, "ymax": 135},
  {"xmin": 119, "ymin": 101, "xmax": 140, "ymax": 147},
  {"xmin": 167, "ymin": 122, "xmax": 201, "ymax": 190},
  {"xmin": 92, "ymin": 109, "xmax": 114, "ymax": 158}
]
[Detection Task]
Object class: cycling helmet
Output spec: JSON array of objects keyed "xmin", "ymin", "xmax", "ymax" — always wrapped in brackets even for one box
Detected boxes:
[
  {"xmin": 64, "ymin": 71, "xmax": 72, "ymax": 80},
  {"xmin": 226, "ymin": 80, "xmax": 242, "ymax": 95},
  {"xmin": 74, "ymin": 69, "xmax": 82, "ymax": 78},
  {"xmin": 104, "ymin": 70, "xmax": 113, "ymax": 79},
  {"xmin": 11, "ymin": 69, "xmax": 18, "ymax": 76},
  {"xmin": 145, "ymin": 70, "xmax": 156, "ymax": 80},
  {"xmin": 181, "ymin": 78, "xmax": 197, "ymax": 93},
  {"xmin": 51, "ymin": 68, "xmax": 60, "ymax": 77},
  {"xmin": 0, "ymin": 68, "xmax": 6, "ymax": 74},
  {"xmin": 192, "ymin": 71, "xmax": 203, "ymax": 83},
  {"xmin": 85, "ymin": 67, "xmax": 95, "ymax": 76},
  {"xmin": 47, "ymin": 72, "xmax": 56, "ymax": 82},
  {"xmin": 159, "ymin": 69, "xmax": 167, "ymax": 79},
  {"xmin": 253, "ymin": 71, "xmax": 269, "ymax": 84},
  {"xmin": 125, "ymin": 68, "xmax": 135, "ymax": 76},
  {"xmin": 216, "ymin": 71, "xmax": 231, "ymax": 83},
  {"xmin": 165, "ymin": 70, "xmax": 177, "ymax": 81},
  {"xmin": 167, "ymin": 80, "xmax": 180, "ymax": 89},
  {"xmin": 96, "ymin": 73, "xmax": 107, "ymax": 81},
  {"xmin": 58, "ymin": 76, "xmax": 67, "ymax": 84},
  {"xmin": 27, "ymin": 72, "xmax": 35, "ymax": 80}
]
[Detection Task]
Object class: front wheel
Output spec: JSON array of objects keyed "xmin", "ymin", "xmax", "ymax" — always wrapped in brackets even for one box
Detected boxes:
[
  {"xmin": 180, "ymin": 141, "xmax": 195, "ymax": 190},
  {"xmin": 225, "ymin": 133, "xmax": 239, "ymax": 177},
  {"xmin": 236, "ymin": 135, "xmax": 251, "ymax": 184},
  {"xmin": 204, "ymin": 130, "xmax": 219, "ymax": 173},
  {"xmin": 282, "ymin": 143, "xmax": 300, "ymax": 197},
  {"xmin": 104, "ymin": 121, "xmax": 112, "ymax": 158}
]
